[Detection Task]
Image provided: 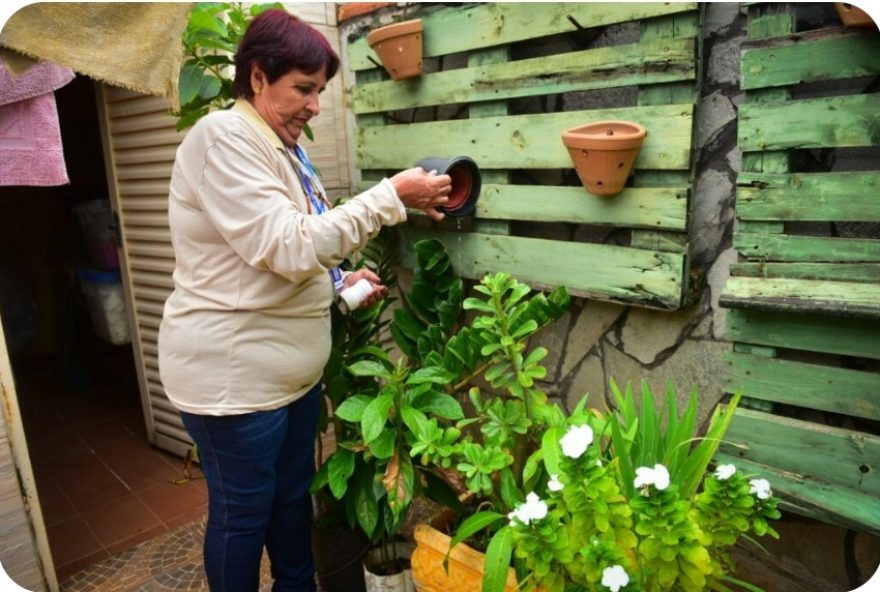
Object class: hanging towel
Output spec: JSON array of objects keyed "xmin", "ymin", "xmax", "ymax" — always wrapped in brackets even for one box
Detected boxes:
[
  {"xmin": 0, "ymin": 3, "xmax": 193, "ymax": 110},
  {"xmin": 0, "ymin": 60, "xmax": 74, "ymax": 186}
]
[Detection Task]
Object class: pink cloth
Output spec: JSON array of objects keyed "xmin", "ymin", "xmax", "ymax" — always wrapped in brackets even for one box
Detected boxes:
[{"xmin": 0, "ymin": 60, "xmax": 75, "ymax": 186}]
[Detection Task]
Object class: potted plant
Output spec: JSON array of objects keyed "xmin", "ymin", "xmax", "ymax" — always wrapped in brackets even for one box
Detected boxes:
[
  {"xmin": 313, "ymin": 238, "xmax": 472, "ymax": 591},
  {"xmin": 561, "ymin": 121, "xmax": 647, "ymax": 196},
  {"xmin": 319, "ymin": 236, "xmax": 781, "ymax": 592},
  {"xmin": 425, "ymin": 380, "xmax": 781, "ymax": 592},
  {"xmin": 367, "ymin": 18, "xmax": 425, "ymax": 80}
]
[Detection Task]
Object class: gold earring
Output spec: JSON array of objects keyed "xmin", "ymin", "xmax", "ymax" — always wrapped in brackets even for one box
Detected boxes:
[{"xmin": 254, "ymin": 86, "xmax": 261, "ymax": 94}]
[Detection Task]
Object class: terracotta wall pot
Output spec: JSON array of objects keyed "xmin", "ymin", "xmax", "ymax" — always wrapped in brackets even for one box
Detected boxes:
[
  {"xmin": 561, "ymin": 120, "xmax": 647, "ymax": 196},
  {"xmin": 367, "ymin": 19, "xmax": 424, "ymax": 80},
  {"xmin": 410, "ymin": 524, "xmax": 522, "ymax": 592},
  {"xmin": 835, "ymin": 3, "xmax": 877, "ymax": 28},
  {"xmin": 415, "ymin": 156, "xmax": 481, "ymax": 218}
]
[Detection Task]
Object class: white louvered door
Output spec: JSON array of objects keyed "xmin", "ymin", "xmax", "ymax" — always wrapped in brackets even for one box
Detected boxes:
[
  {"xmin": 94, "ymin": 4, "xmax": 346, "ymax": 458},
  {"xmin": 95, "ymin": 84, "xmax": 192, "ymax": 457}
]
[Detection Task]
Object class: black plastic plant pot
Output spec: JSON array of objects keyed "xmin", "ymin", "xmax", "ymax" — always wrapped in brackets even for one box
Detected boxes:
[{"xmin": 415, "ymin": 156, "xmax": 481, "ymax": 218}]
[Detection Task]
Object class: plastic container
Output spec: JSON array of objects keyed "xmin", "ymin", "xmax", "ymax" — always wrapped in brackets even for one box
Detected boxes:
[
  {"xmin": 74, "ymin": 199, "xmax": 119, "ymax": 270},
  {"xmin": 77, "ymin": 268, "xmax": 131, "ymax": 345},
  {"xmin": 338, "ymin": 278, "xmax": 374, "ymax": 314}
]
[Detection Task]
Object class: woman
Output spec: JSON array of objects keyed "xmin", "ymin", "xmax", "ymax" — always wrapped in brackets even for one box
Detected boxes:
[{"xmin": 157, "ymin": 9, "xmax": 451, "ymax": 592}]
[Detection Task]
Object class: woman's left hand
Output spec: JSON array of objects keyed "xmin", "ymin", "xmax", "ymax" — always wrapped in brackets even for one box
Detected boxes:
[{"xmin": 344, "ymin": 269, "xmax": 387, "ymax": 309}]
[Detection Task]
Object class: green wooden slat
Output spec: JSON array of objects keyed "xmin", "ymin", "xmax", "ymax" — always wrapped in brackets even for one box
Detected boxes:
[
  {"xmin": 352, "ymin": 181, "xmax": 682, "ymax": 236},
  {"xmin": 739, "ymin": 94, "xmax": 880, "ymax": 152},
  {"xmin": 724, "ymin": 309, "xmax": 880, "ymax": 360},
  {"xmin": 475, "ymin": 184, "xmax": 687, "ymax": 230},
  {"xmin": 720, "ymin": 276, "xmax": 880, "ymax": 319},
  {"xmin": 399, "ymin": 229, "xmax": 685, "ymax": 308},
  {"xmin": 740, "ymin": 12, "xmax": 791, "ymax": 220},
  {"xmin": 747, "ymin": 12, "xmax": 792, "ymax": 41},
  {"xmin": 352, "ymin": 37, "xmax": 695, "ymax": 115},
  {"xmin": 721, "ymin": 408, "xmax": 880, "ymax": 495},
  {"xmin": 742, "ymin": 30, "xmax": 880, "ymax": 90},
  {"xmin": 734, "ymin": 233, "xmax": 880, "ymax": 263},
  {"xmin": 629, "ymin": 231, "xmax": 688, "ymax": 254},
  {"xmin": 723, "ymin": 351, "xmax": 880, "ymax": 420},
  {"xmin": 349, "ymin": 2, "xmax": 698, "ymax": 71},
  {"xmin": 355, "ymin": 69, "xmax": 386, "ymax": 129},
  {"xmin": 357, "ymin": 104, "xmax": 693, "ymax": 170},
  {"xmin": 737, "ymin": 172, "xmax": 880, "ymax": 222},
  {"xmin": 730, "ymin": 262, "xmax": 880, "ymax": 283},
  {"xmin": 713, "ymin": 452, "xmax": 880, "ymax": 536},
  {"xmin": 632, "ymin": 12, "xmax": 697, "ymax": 261},
  {"xmin": 468, "ymin": 47, "xmax": 512, "ymax": 237}
]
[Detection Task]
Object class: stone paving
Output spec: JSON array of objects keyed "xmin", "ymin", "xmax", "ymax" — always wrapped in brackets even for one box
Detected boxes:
[{"xmin": 59, "ymin": 517, "xmax": 276, "ymax": 592}]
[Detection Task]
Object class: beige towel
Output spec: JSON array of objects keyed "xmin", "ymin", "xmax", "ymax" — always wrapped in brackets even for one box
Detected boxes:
[{"xmin": 0, "ymin": 3, "xmax": 193, "ymax": 110}]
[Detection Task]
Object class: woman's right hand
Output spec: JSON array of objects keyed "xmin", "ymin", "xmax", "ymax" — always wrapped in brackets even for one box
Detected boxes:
[{"xmin": 390, "ymin": 167, "xmax": 452, "ymax": 221}]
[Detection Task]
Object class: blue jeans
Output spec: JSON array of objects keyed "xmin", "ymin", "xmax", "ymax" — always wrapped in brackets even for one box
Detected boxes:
[{"xmin": 180, "ymin": 384, "xmax": 321, "ymax": 592}]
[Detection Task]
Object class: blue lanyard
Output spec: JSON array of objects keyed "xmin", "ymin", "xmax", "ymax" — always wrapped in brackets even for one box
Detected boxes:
[{"xmin": 291, "ymin": 145, "xmax": 344, "ymax": 292}]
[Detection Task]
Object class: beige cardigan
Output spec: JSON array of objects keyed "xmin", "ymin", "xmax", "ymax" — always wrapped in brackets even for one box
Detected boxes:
[{"xmin": 158, "ymin": 100, "xmax": 405, "ymax": 415}]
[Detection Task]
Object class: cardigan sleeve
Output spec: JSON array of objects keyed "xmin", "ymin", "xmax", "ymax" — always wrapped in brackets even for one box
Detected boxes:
[{"xmin": 193, "ymin": 129, "xmax": 406, "ymax": 282}]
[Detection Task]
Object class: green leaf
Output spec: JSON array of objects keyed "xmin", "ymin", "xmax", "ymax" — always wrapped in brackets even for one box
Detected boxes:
[
  {"xmin": 463, "ymin": 298, "xmax": 495, "ymax": 313},
  {"xmin": 408, "ymin": 366, "xmax": 456, "ymax": 385},
  {"xmin": 679, "ymin": 390, "xmax": 744, "ymax": 498},
  {"xmin": 415, "ymin": 392, "xmax": 464, "ymax": 420},
  {"xmin": 187, "ymin": 10, "xmax": 227, "ymax": 37},
  {"xmin": 328, "ymin": 448, "xmax": 355, "ymax": 499},
  {"xmin": 541, "ymin": 427, "xmax": 562, "ymax": 476},
  {"xmin": 362, "ymin": 393, "xmax": 394, "ymax": 443},
  {"xmin": 393, "ymin": 307, "xmax": 424, "ymax": 341},
  {"xmin": 368, "ymin": 428, "xmax": 395, "ymax": 459},
  {"xmin": 354, "ymin": 467, "xmax": 379, "ymax": 538},
  {"xmin": 449, "ymin": 511, "xmax": 505, "ymax": 552},
  {"xmin": 400, "ymin": 405, "xmax": 430, "ymax": 435},
  {"xmin": 198, "ymin": 74, "xmax": 222, "ymax": 100},
  {"xmin": 498, "ymin": 468, "xmax": 521, "ymax": 509},
  {"xmin": 335, "ymin": 395, "xmax": 372, "ymax": 423},
  {"xmin": 482, "ymin": 526, "xmax": 514, "ymax": 592},
  {"xmin": 178, "ymin": 63, "xmax": 206, "ymax": 106},
  {"xmin": 348, "ymin": 360, "xmax": 391, "ymax": 379}
]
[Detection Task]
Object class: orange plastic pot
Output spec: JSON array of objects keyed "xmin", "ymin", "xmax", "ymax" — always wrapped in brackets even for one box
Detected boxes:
[
  {"xmin": 367, "ymin": 19, "xmax": 424, "ymax": 80},
  {"xmin": 411, "ymin": 524, "xmax": 526, "ymax": 592},
  {"xmin": 561, "ymin": 120, "xmax": 646, "ymax": 196}
]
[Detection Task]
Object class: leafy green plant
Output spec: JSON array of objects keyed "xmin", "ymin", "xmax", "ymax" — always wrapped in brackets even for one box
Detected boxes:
[
  {"xmin": 173, "ymin": 2, "xmax": 317, "ymax": 137},
  {"xmin": 315, "ymin": 236, "xmax": 781, "ymax": 591},
  {"xmin": 450, "ymin": 382, "xmax": 781, "ymax": 592},
  {"xmin": 313, "ymin": 239, "xmax": 568, "ymax": 560}
]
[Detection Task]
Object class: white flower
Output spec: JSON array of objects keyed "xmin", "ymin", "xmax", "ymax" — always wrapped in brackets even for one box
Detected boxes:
[
  {"xmin": 509, "ymin": 492, "xmax": 548, "ymax": 526},
  {"xmin": 548, "ymin": 474, "xmax": 564, "ymax": 492},
  {"xmin": 749, "ymin": 478, "xmax": 772, "ymax": 500},
  {"xmin": 601, "ymin": 564, "xmax": 629, "ymax": 592},
  {"xmin": 560, "ymin": 424, "xmax": 593, "ymax": 459},
  {"xmin": 715, "ymin": 464, "xmax": 736, "ymax": 481},
  {"xmin": 633, "ymin": 463, "xmax": 670, "ymax": 491}
]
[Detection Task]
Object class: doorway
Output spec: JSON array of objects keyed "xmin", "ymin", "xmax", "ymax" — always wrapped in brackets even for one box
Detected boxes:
[{"xmin": 0, "ymin": 75, "xmax": 206, "ymax": 584}]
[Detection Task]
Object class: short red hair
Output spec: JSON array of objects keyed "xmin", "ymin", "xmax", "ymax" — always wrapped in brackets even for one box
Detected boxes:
[{"xmin": 233, "ymin": 9, "xmax": 340, "ymax": 99}]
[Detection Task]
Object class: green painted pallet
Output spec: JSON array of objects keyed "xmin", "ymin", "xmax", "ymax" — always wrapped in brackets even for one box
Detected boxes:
[
  {"xmin": 348, "ymin": 2, "xmax": 701, "ymax": 309},
  {"xmin": 720, "ymin": 4, "xmax": 880, "ymax": 535}
]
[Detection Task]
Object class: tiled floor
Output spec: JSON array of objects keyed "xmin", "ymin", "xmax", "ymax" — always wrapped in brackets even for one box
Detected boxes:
[
  {"xmin": 59, "ymin": 516, "xmax": 280, "ymax": 592},
  {"xmin": 14, "ymin": 352, "xmax": 208, "ymax": 583}
]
